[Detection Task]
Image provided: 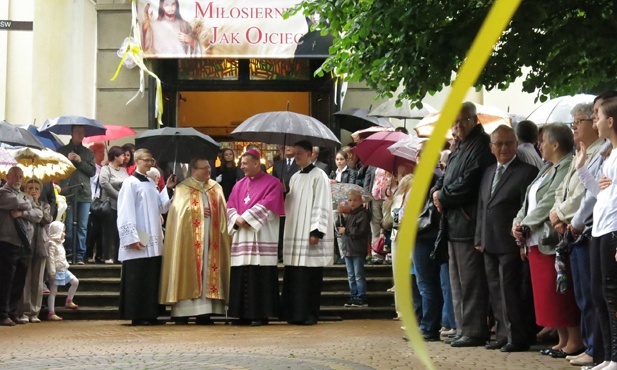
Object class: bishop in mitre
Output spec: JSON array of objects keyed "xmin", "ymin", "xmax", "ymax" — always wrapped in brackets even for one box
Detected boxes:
[
  {"xmin": 159, "ymin": 157, "xmax": 231, "ymax": 324},
  {"xmin": 226, "ymin": 149, "xmax": 285, "ymax": 326}
]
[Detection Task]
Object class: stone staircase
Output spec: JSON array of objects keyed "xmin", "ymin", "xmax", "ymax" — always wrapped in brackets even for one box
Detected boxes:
[{"xmin": 48, "ymin": 264, "xmax": 396, "ymax": 321}]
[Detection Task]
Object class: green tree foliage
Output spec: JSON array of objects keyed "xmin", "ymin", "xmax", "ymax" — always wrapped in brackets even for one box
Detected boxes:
[{"xmin": 292, "ymin": 0, "xmax": 617, "ymax": 104}]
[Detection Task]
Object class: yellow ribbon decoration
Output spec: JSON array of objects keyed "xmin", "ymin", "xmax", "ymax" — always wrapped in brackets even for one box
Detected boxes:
[
  {"xmin": 110, "ymin": 0, "xmax": 164, "ymax": 128},
  {"xmin": 395, "ymin": 1, "xmax": 522, "ymax": 368}
]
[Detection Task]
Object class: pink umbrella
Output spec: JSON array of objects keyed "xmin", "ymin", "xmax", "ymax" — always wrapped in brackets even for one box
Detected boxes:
[
  {"xmin": 0, "ymin": 147, "xmax": 17, "ymax": 166},
  {"xmin": 352, "ymin": 131, "xmax": 415, "ymax": 173},
  {"xmin": 82, "ymin": 125, "xmax": 136, "ymax": 144}
]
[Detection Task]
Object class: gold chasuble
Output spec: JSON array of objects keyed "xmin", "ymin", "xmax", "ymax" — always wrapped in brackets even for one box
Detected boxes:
[{"xmin": 160, "ymin": 177, "xmax": 231, "ymax": 305}]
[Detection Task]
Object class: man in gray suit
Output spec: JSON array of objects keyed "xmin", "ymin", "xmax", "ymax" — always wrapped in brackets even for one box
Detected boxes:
[{"xmin": 476, "ymin": 126, "xmax": 538, "ymax": 352}]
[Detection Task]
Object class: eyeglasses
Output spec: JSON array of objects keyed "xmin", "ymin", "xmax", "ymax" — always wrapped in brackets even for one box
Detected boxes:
[
  {"xmin": 138, "ymin": 158, "xmax": 156, "ymax": 163},
  {"xmin": 453, "ymin": 117, "xmax": 473, "ymax": 126},
  {"xmin": 491, "ymin": 141, "xmax": 516, "ymax": 148},
  {"xmin": 572, "ymin": 118, "xmax": 593, "ymax": 126}
]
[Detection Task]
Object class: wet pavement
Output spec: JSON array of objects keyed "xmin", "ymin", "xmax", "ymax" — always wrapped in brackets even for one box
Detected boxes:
[{"xmin": 0, "ymin": 320, "xmax": 577, "ymax": 369}]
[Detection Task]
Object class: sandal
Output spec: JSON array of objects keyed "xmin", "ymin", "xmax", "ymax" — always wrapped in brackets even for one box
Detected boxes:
[
  {"xmin": 65, "ymin": 300, "xmax": 79, "ymax": 309},
  {"xmin": 48, "ymin": 313, "xmax": 63, "ymax": 321}
]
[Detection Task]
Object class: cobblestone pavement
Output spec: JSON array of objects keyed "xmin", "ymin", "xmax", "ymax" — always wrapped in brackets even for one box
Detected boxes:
[{"xmin": 0, "ymin": 320, "xmax": 577, "ymax": 369}]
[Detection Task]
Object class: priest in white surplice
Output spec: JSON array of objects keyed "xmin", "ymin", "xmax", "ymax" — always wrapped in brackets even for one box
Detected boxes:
[
  {"xmin": 282, "ymin": 140, "xmax": 335, "ymax": 325},
  {"xmin": 227, "ymin": 149, "xmax": 285, "ymax": 326},
  {"xmin": 116, "ymin": 149, "xmax": 175, "ymax": 325},
  {"xmin": 159, "ymin": 158, "xmax": 231, "ymax": 325}
]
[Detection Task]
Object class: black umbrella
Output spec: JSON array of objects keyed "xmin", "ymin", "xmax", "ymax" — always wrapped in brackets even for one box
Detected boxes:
[
  {"xmin": 230, "ymin": 111, "xmax": 340, "ymax": 147},
  {"xmin": 39, "ymin": 115, "xmax": 106, "ymax": 137},
  {"xmin": 334, "ymin": 108, "xmax": 392, "ymax": 132},
  {"xmin": 135, "ymin": 127, "xmax": 220, "ymax": 165},
  {"xmin": 0, "ymin": 120, "xmax": 45, "ymax": 149}
]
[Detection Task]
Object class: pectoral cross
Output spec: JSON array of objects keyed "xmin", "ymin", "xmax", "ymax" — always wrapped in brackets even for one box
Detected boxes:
[{"xmin": 244, "ymin": 194, "xmax": 251, "ymax": 204}]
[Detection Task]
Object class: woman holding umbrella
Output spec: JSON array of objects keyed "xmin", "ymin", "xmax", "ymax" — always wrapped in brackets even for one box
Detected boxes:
[{"xmin": 512, "ymin": 123, "xmax": 583, "ymax": 358}]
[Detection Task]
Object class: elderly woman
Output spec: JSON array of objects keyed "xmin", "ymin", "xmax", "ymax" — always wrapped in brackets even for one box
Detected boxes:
[
  {"xmin": 99, "ymin": 146, "xmax": 129, "ymax": 264},
  {"xmin": 18, "ymin": 179, "xmax": 53, "ymax": 323},
  {"xmin": 513, "ymin": 123, "xmax": 583, "ymax": 357},
  {"xmin": 548, "ymin": 102, "xmax": 604, "ymax": 365}
]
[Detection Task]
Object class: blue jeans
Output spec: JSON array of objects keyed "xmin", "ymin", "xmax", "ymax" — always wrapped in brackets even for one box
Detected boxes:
[
  {"xmin": 570, "ymin": 242, "xmax": 594, "ymax": 356},
  {"xmin": 64, "ymin": 201, "xmax": 91, "ymax": 261},
  {"xmin": 413, "ymin": 237, "xmax": 444, "ymax": 335},
  {"xmin": 345, "ymin": 256, "xmax": 366, "ymax": 299},
  {"xmin": 441, "ymin": 262, "xmax": 456, "ymax": 330}
]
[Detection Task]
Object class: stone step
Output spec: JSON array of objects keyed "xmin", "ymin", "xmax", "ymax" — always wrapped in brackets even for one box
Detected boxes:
[
  {"xmin": 69, "ymin": 264, "xmax": 394, "ymax": 279},
  {"xmin": 46, "ymin": 291, "xmax": 395, "ymax": 310},
  {"xmin": 47, "ymin": 306, "xmax": 397, "ymax": 321}
]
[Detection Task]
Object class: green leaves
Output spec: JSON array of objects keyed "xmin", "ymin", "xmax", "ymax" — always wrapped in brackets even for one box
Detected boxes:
[{"xmin": 297, "ymin": 0, "xmax": 617, "ymax": 103}]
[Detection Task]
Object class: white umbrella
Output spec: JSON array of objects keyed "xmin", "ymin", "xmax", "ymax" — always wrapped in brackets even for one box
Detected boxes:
[
  {"xmin": 526, "ymin": 94, "xmax": 596, "ymax": 124},
  {"xmin": 415, "ymin": 103, "xmax": 510, "ymax": 137},
  {"xmin": 387, "ymin": 136, "xmax": 425, "ymax": 163}
]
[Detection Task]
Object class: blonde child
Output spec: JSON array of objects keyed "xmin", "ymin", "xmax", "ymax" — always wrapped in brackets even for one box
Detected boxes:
[{"xmin": 45, "ymin": 221, "xmax": 79, "ymax": 321}]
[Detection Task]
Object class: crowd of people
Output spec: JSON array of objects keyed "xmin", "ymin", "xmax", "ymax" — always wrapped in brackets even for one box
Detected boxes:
[{"xmin": 2, "ymin": 93, "xmax": 617, "ymax": 369}]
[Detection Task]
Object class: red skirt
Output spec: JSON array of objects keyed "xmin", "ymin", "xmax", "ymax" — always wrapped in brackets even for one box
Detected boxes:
[{"xmin": 528, "ymin": 246, "xmax": 580, "ymax": 328}]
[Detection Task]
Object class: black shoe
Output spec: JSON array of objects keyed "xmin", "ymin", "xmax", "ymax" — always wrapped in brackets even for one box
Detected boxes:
[
  {"xmin": 549, "ymin": 348, "xmax": 585, "ymax": 358},
  {"xmin": 173, "ymin": 317, "xmax": 189, "ymax": 325},
  {"xmin": 450, "ymin": 336, "xmax": 487, "ymax": 347},
  {"xmin": 335, "ymin": 258, "xmax": 345, "ymax": 265},
  {"xmin": 485, "ymin": 340, "xmax": 507, "ymax": 350},
  {"xmin": 500, "ymin": 343, "xmax": 530, "ymax": 352},
  {"xmin": 251, "ymin": 319, "xmax": 268, "ymax": 326},
  {"xmin": 423, "ymin": 332, "xmax": 441, "ymax": 342},
  {"xmin": 351, "ymin": 298, "xmax": 368, "ymax": 307},
  {"xmin": 444, "ymin": 335, "xmax": 462, "ymax": 344},
  {"xmin": 539, "ymin": 347, "xmax": 554, "ymax": 355},
  {"xmin": 344, "ymin": 298, "xmax": 354, "ymax": 307},
  {"xmin": 195, "ymin": 315, "xmax": 214, "ymax": 325}
]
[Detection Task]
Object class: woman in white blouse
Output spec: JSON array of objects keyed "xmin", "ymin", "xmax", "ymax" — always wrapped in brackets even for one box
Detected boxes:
[{"xmin": 586, "ymin": 98, "xmax": 617, "ymax": 370}]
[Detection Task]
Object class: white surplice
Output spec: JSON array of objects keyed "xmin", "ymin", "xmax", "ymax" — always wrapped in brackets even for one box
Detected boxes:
[
  {"xmin": 283, "ymin": 166, "xmax": 335, "ymax": 267},
  {"xmin": 227, "ymin": 204, "xmax": 280, "ymax": 267},
  {"xmin": 116, "ymin": 175, "xmax": 170, "ymax": 262}
]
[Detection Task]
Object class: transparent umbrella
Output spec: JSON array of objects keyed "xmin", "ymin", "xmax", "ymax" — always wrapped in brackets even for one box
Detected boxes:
[{"xmin": 526, "ymin": 94, "xmax": 596, "ymax": 125}]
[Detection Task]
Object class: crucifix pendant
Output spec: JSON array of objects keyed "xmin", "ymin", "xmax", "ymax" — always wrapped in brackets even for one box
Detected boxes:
[{"xmin": 244, "ymin": 194, "xmax": 251, "ymax": 204}]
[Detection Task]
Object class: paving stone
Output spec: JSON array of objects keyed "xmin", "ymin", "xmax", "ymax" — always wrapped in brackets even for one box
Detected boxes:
[{"xmin": 0, "ymin": 320, "xmax": 575, "ymax": 369}]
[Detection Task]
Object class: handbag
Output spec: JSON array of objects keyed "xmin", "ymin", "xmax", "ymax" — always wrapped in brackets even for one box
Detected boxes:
[
  {"xmin": 381, "ymin": 199, "xmax": 394, "ymax": 231},
  {"xmin": 371, "ymin": 235, "xmax": 387, "ymax": 256},
  {"xmin": 418, "ymin": 197, "xmax": 439, "ymax": 234},
  {"xmin": 540, "ymin": 220, "xmax": 560, "ymax": 248},
  {"xmin": 429, "ymin": 214, "xmax": 449, "ymax": 264},
  {"xmin": 90, "ymin": 167, "xmax": 112, "ymax": 218}
]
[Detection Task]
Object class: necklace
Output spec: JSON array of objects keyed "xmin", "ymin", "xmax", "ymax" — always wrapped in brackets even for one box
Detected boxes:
[{"xmin": 244, "ymin": 182, "xmax": 252, "ymax": 204}]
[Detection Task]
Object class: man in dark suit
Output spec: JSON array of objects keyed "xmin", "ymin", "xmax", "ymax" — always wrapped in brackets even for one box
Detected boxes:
[
  {"xmin": 475, "ymin": 125, "xmax": 538, "ymax": 352},
  {"xmin": 311, "ymin": 146, "xmax": 330, "ymax": 174},
  {"xmin": 272, "ymin": 145, "xmax": 300, "ymax": 193},
  {"xmin": 272, "ymin": 145, "xmax": 300, "ymax": 262}
]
